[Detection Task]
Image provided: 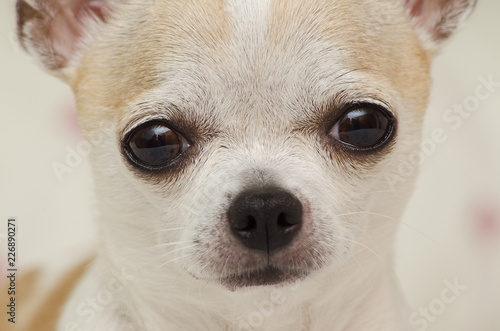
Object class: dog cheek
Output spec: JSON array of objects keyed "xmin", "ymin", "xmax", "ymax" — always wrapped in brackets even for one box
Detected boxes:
[{"xmin": 176, "ymin": 224, "xmax": 226, "ymax": 279}]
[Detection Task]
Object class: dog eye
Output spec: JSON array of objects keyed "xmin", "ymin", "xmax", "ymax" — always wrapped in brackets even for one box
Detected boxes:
[
  {"xmin": 125, "ymin": 122, "xmax": 187, "ymax": 168},
  {"xmin": 329, "ymin": 105, "xmax": 394, "ymax": 149}
]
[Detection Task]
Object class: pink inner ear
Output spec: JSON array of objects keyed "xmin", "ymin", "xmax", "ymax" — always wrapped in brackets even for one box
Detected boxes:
[
  {"xmin": 403, "ymin": 0, "xmax": 473, "ymax": 42},
  {"xmin": 78, "ymin": 0, "xmax": 113, "ymax": 21},
  {"xmin": 17, "ymin": 0, "xmax": 118, "ymax": 71},
  {"xmin": 405, "ymin": 0, "xmax": 424, "ymax": 17},
  {"xmin": 51, "ymin": 0, "xmax": 112, "ymax": 48},
  {"xmin": 405, "ymin": 0, "xmax": 451, "ymax": 17}
]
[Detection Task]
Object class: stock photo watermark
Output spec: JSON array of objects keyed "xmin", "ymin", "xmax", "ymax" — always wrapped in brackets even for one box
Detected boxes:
[
  {"xmin": 386, "ymin": 74, "xmax": 500, "ymax": 190},
  {"xmin": 63, "ymin": 266, "xmax": 138, "ymax": 331},
  {"xmin": 51, "ymin": 122, "xmax": 114, "ymax": 182},
  {"xmin": 4, "ymin": 218, "xmax": 18, "ymax": 324},
  {"xmin": 408, "ymin": 278, "xmax": 467, "ymax": 331},
  {"xmin": 237, "ymin": 282, "xmax": 302, "ymax": 330}
]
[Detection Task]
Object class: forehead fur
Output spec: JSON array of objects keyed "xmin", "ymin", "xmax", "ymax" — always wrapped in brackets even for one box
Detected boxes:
[{"xmin": 73, "ymin": 0, "xmax": 431, "ymax": 130}]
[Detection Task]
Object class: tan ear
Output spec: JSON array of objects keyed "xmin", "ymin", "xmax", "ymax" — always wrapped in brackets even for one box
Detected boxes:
[
  {"xmin": 403, "ymin": 0, "xmax": 477, "ymax": 51},
  {"xmin": 16, "ymin": 0, "xmax": 118, "ymax": 80}
]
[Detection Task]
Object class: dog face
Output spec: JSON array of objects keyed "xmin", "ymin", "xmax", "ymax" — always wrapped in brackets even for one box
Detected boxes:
[{"xmin": 17, "ymin": 0, "xmax": 475, "ymax": 289}]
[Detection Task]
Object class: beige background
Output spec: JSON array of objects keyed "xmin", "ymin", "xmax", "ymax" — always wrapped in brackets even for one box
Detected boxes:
[{"xmin": 1, "ymin": 1, "xmax": 499, "ymax": 330}]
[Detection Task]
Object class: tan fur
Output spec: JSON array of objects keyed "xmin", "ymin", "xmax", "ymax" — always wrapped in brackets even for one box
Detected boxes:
[
  {"xmin": 0, "ymin": 260, "xmax": 91, "ymax": 331},
  {"xmin": 71, "ymin": 0, "xmax": 229, "ymax": 126},
  {"xmin": 74, "ymin": 0, "xmax": 431, "ymax": 151},
  {"xmin": 14, "ymin": 0, "xmax": 476, "ymax": 329},
  {"xmin": 269, "ymin": 0, "xmax": 431, "ymax": 115},
  {"xmin": 1, "ymin": 269, "xmax": 39, "ymax": 331}
]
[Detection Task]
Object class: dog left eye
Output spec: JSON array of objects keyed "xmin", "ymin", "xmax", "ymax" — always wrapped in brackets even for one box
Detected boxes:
[
  {"xmin": 124, "ymin": 122, "xmax": 188, "ymax": 168},
  {"xmin": 329, "ymin": 104, "xmax": 394, "ymax": 150}
]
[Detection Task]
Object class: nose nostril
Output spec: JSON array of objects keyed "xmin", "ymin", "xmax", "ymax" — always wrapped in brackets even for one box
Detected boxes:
[
  {"xmin": 278, "ymin": 211, "xmax": 302, "ymax": 228},
  {"xmin": 228, "ymin": 188, "xmax": 303, "ymax": 253},
  {"xmin": 235, "ymin": 215, "xmax": 257, "ymax": 232},
  {"xmin": 277, "ymin": 212, "xmax": 292, "ymax": 227},
  {"xmin": 244, "ymin": 216, "xmax": 257, "ymax": 231}
]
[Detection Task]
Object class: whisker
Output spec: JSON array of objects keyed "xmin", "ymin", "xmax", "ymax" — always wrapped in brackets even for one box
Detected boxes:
[
  {"xmin": 137, "ymin": 227, "xmax": 185, "ymax": 238},
  {"xmin": 335, "ymin": 211, "xmax": 394, "ymax": 220},
  {"xmin": 330, "ymin": 234, "xmax": 395, "ymax": 274},
  {"xmin": 219, "ymin": 255, "xmax": 232, "ymax": 280},
  {"xmin": 336, "ymin": 211, "xmax": 442, "ymax": 245},
  {"xmin": 349, "ymin": 189, "xmax": 398, "ymax": 197},
  {"xmin": 145, "ymin": 240, "xmax": 191, "ymax": 251},
  {"xmin": 362, "ymin": 231, "xmax": 405, "ymax": 289},
  {"xmin": 156, "ymin": 253, "xmax": 195, "ymax": 270},
  {"xmin": 152, "ymin": 243, "xmax": 199, "ymax": 263},
  {"xmin": 399, "ymin": 222, "xmax": 443, "ymax": 247},
  {"xmin": 328, "ymin": 234, "xmax": 405, "ymax": 289}
]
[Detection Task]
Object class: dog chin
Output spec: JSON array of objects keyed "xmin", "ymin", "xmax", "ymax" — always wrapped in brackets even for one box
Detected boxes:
[{"xmin": 218, "ymin": 265, "xmax": 309, "ymax": 290}]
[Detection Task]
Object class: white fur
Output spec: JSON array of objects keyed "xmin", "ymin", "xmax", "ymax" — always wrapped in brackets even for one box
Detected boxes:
[
  {"xmin": 14, "ymin": 0, "xmax": 474, "ymax": 330},
  {"xmin": 58, "ymin": 3, "xmax": 413, "ymax": 330}
]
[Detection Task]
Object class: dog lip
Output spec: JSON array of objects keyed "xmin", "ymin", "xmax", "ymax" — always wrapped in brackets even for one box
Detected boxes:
[{"xmin": 219, "ymin": 265, "xmax": 307, "ymax": 289}]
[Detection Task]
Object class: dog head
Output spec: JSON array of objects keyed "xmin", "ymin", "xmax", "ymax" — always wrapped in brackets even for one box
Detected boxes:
[{"xmin": 17, "ymin": 0, "xmax": 475, "ymax": 289}]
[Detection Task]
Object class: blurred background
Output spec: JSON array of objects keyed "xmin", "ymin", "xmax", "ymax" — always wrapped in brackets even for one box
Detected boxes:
[{"xmin": 0, "ymin": 1, "xmax": 499, "ymax": 330}]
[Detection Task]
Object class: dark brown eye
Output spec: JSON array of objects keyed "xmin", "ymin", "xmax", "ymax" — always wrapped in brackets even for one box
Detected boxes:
[
  {"xmin": 125, "ymin": 122, "xmax": 187, "ymax": 168},
  {"xmin": 329, "ymin": 105, "xmax": 394, "ymax": 149}
]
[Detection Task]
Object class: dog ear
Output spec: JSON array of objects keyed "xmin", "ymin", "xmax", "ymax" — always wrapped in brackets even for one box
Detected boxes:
[
  {"xmin": 403, "ymin": 0, "xmax": 477, "ymax": 51},
  {"xmin": 16, "ymin": 0, "xmax": 118, "ymax": 80}
]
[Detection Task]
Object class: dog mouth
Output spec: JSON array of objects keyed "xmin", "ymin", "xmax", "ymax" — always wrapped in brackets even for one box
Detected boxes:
[{"xmin": 220, "ymin": 265, "xmax": 308, "ymax": 290}]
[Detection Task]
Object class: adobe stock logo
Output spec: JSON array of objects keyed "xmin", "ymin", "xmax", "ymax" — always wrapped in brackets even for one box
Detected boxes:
[
  {"xmin": 237, "ymin": 282, "xmax": 302, "ymax": 330},
  {"xmin": 51, "ymin": 122, "xmax": 113, "ymax": 182},
  {"xmin": 408, "ymin": 278, "xmax": 467, "ymax": 331},
  {"xmin": 442, "ymin": 75, "xmax": 499, "ymax": 129},
  {"xmin": 386, "ymin": 74, "xmax": 499, "ymax": 191}
]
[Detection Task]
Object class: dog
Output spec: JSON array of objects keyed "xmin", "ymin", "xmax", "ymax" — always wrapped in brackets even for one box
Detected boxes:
[{"xmin": 10, "ymin": 0, "xmax": 476, "ymax": 330}]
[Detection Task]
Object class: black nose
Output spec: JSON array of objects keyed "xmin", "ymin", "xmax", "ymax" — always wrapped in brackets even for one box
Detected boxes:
[{"xmin": 227, "ymin": 188, "xmax": 303, "ymax": 253}]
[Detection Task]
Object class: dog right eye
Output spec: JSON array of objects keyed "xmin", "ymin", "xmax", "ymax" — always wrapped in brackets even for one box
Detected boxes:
[
  {"xmin": 124, "ymin": 122, "xmax": 189, "ymax": 169},
  {"xmin": 328, "ymin": 104, "xmax": 395, "ymax": 151}
]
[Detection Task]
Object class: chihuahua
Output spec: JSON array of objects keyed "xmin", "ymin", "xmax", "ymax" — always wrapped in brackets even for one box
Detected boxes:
[{"xmin": 12, "ymin": 0, "xmax": 475, "ymax": 330}]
